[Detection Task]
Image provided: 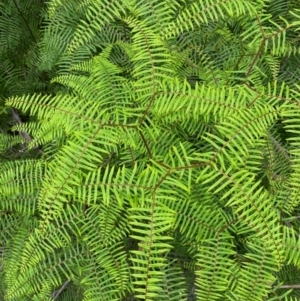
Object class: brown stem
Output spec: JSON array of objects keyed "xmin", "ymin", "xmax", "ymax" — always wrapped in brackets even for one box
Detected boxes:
[
  {"xmin": 51, "ymin": 280, "xmax": 70, "ymax": 300},
  {"xmin": 279, "ymin": 284, "xmax": 300, "ymax": 289}
]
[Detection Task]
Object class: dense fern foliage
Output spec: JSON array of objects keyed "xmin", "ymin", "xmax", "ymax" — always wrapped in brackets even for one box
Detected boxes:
[{"xmin": 1, "ymin": 0, "xmax": 300, "ymax": 300}]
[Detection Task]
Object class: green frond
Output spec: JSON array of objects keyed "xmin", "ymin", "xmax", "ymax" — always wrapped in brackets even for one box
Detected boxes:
[{"xmin": 2, "ymin": 0, "xmax": 300, "ymax": 300}]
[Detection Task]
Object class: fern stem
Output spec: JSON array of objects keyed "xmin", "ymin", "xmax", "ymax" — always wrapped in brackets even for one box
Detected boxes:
[
  {"xmin": 279, "ymin": 284, "xmax": 300, "ymax": 289},
  {"xmin": 11, "ymin": 0, "xmax": 36, "ymax": 43},
  {"xmin": 51, "ymin": 280, "xmax": 71, "ymax": 300}
]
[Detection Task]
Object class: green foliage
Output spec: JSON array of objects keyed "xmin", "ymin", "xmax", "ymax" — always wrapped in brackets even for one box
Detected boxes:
[{"xmin": 1, "ymin": 0, "xmax": 300, "ymax": 300}]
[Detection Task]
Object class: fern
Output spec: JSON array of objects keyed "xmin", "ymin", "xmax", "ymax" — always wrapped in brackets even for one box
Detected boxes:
[{"xmin": 1, "ymin": 0, "xmax": 300, "ymax": 300}]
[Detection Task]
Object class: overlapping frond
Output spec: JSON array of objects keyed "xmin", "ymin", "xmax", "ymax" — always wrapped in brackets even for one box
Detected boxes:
[{"xmin": 2, "ymin": 0, "xmax": 300, "ymax": 300}]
